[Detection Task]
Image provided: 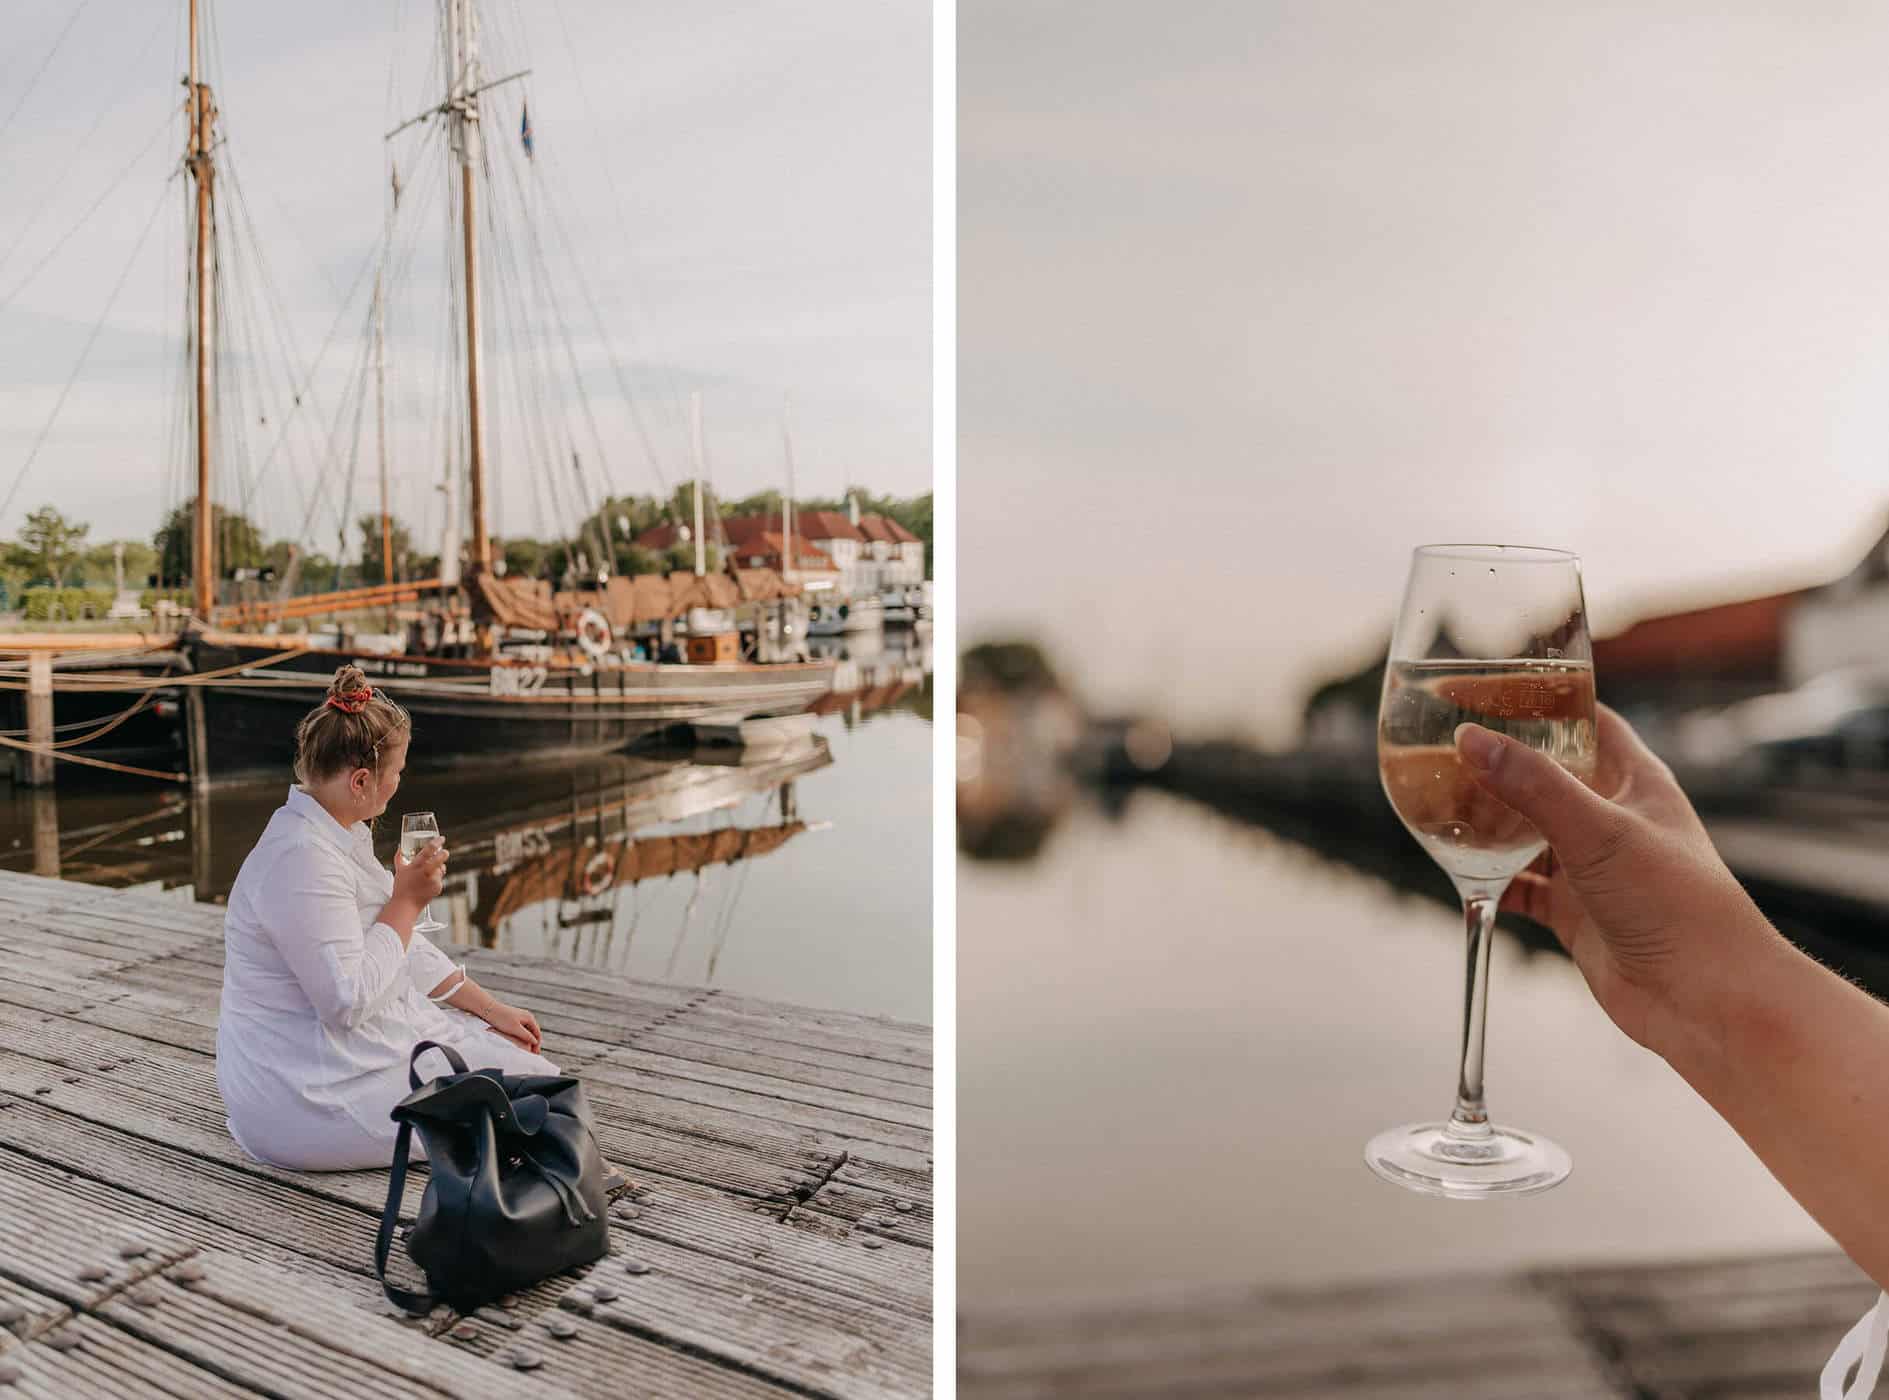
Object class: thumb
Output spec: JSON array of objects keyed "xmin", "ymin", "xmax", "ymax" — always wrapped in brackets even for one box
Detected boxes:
[{"xmin": 1454, "ymin": 722, "xmax": 1629, "ymax": 871}]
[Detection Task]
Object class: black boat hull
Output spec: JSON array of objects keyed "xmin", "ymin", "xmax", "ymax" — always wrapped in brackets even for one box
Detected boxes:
[
  {"xmin": 186, "ymin": 641, "xmax": 834, "ymax": 785},
  {"xmin": 0, "ymin": 652, "xmax": 187, "ymax": 776}
]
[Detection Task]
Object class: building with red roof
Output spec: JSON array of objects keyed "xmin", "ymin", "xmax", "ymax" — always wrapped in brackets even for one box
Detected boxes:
[
  {"xmin": 728, "ymin": 530, "xmax": 839, "ymax": 584},
  {"xmin": 856, "ymin": 513, "xmax": 925, "ymax": 591},
  {"xmin": 636, "ymin": 500, "xmax": 926, "ymax": 597}
]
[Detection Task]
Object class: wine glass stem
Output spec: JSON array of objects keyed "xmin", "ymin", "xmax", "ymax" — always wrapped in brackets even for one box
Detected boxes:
[{"xmin": 1448, "ymin": 893, "xmax": 1499, "ymax": 1140}]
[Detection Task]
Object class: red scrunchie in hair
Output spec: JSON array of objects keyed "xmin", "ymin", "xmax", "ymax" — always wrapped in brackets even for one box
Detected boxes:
[{"xmin": 326, "ymin": 687, "xmax": 374, "ymax": 715}]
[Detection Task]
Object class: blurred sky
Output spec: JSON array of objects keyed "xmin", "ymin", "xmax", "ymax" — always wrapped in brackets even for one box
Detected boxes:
[
  {"xmin": 0, "ymin": 0, "xmax": 929, "ymax": 554},
  {"xmin": 962, "ymin": 0, "xmax": 1889, "ymax": 746}
]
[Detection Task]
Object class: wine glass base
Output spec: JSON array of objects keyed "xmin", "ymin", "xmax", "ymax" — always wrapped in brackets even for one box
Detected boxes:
[
  {"xmin": 1364, "ymin": 1121, "xmax": 1571, "ymax": 1199},
  {"xmin": 413, "ymin": 919, "xmax": 447, "ymax": 934}
]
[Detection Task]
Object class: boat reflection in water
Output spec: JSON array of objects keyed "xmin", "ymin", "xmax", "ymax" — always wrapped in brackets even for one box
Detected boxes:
[
  {"xmin": 807, "ymin": 630, "xmax": 931, "ymax": 729},
  {"xmin": 1, "ymin": 735, "xmax": 832, "ymax": 977}
]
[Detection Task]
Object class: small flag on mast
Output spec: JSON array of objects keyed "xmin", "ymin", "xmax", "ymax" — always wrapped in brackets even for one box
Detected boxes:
[{"xmin": 520, "ymin": 104, "xmax": 534, "ymax": 159}]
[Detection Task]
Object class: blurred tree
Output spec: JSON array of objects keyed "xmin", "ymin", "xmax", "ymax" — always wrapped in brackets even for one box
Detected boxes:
[
  {"xmin": 615, "ymin": 544, "xmax": 661, "ymax": 576},
  {"xmin": 501, "ymin": 537, "xmax": 548, "ymax": 579},
  {"xmin": 0, "ymin": 541, "xmax": 34, "ymax": 605},
  {"xmin": 19, "ymin": 506, "xmax": 89, "ymax": 587},
  {"xmin": 663, "ymin": 543, "xmax": 721, "ymax": 575},
  {"xmin": 720, "ymin": 488, "xmax": 784, "ymax": 518},
  {"xmin": 76, "ymin": 539, "xmax": 158, "ymax": 589},
  {"xmin": 153, "ymin": 503, "xmax": 266, "ymax": 584},
  {"xmin": 355, "ymin": 514, "xmax": 420, "ymax": 586}
]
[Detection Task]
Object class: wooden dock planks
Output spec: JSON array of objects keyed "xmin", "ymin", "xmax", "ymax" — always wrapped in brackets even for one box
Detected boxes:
[
  {"xmin": 0, "ymin": 869, "xmax": 932, "ymax": 1398},
  {"xmin": 960, "ymin": 1251, "xmax": 1880, "ymax": 1398}
]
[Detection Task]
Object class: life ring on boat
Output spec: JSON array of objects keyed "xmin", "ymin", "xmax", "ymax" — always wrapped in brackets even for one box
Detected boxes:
[
  {"xmin": 580, "ymin": 848, "xmax": 614, "ymax": 897},
  {"xmin": 574, "ymin": 608, "xmax": 612, "ymax": 660}
]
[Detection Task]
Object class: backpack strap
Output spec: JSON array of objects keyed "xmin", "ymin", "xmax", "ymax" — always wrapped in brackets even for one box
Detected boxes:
[{"xmin": 373, "ymin": 1118, "xmax": 434, "ymax": 1316}]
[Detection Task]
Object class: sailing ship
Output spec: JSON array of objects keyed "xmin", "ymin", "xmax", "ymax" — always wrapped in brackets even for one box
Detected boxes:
[{"xmin": 160, "ymin": 0, "xmax": 833, "ymax": 783}]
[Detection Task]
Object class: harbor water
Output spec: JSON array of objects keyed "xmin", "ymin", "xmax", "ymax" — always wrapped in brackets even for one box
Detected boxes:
[{"xmin": 960, "ymin": 783, "xmax": 1835, "ymax": 1305}]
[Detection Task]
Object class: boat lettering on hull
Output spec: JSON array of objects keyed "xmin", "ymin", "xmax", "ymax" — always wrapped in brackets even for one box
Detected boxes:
[{"xmin": 352, "ymin": 657, "xmax": 433, "ymax": 679}]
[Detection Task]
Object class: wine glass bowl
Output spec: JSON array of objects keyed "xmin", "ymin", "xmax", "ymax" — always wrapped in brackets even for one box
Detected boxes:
[{"xmin": 1364, "ymin": 544, "xmax": 1596, "ymax": 1199}]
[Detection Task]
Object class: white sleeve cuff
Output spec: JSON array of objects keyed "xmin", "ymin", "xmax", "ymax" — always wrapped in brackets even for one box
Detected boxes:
[{"xmin": 426, "ymin": 962, "xmax": 469, "ymax": 1004}]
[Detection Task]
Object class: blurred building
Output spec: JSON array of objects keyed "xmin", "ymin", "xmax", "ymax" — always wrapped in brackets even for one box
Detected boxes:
[
  {"xmin": 856, "ymin": 512, "xmax": 926, "ymax": 592},
  {"xmin": 1787, "ymin": 523, "xmax": 1889, "ymax": 687},
  {"xmin": 1302, "ymin": 519, "xmax": 1889, "ymax": 755},
  {"xmin": 1589, "ymin": 592, "xmax": 1796, "ymax": 712},
  {"xmin": 639, "ymin": 503, "xmax": 922, "ymax": 598},
  {"xmin": 726, "ymin": 530, "xmax": 841, "ymax": 587}
]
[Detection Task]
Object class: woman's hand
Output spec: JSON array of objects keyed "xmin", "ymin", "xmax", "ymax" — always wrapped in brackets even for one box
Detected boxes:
[
  {"xmin": 1455, "ymin": 704, "xmax": 1783, "ymax": 1055},
  {"xmin": 391, "ymin": 840, "xmax": 448, "ymax": 910},
  {"xmin": 481, "ymin": 1001, "xmax": 542, "ymax": 1055}
]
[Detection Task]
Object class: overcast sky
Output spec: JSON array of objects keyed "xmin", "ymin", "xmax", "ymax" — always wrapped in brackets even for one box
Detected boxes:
[
  {"xmin": 963, "ymin": 0, "xmax": 1889, "ymax": 742},
  {"xmin": 0, "ymin": 0, "xmax": 930, "ymax": 557}
]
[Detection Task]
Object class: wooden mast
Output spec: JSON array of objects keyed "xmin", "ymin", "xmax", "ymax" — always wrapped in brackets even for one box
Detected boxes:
[
  {"xmin": 690, "ymin": 390, "xmax": 706, "ymax": 577},
  {"xmin": 374, "ymin": 268, "xmax": 392, "ymax": 587},
  {"xmin": 188, "ymin": 0, "xmax": 215, "ymax": 619},
  {"xmin": 451, "ymin": 0, "xmax": 491, "ymax": 575},
  {"xmin": 781, "ymin": 392, "xmax": 798, "ymax": 585}
]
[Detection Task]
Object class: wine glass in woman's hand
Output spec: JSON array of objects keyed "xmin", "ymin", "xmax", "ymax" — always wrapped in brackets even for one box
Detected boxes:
[
  {"xmin": 399, "ymin": 811, "xmax": 448, "ymax": 934},
  {"xmin": 1367, "ymin": 544, "xmax": 1597, "ymax": 1200}
]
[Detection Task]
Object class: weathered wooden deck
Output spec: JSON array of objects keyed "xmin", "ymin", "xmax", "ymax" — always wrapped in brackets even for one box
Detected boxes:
[
  {"xmin": 0, "ymin": 869, "xmax": 932, "ymax": 1397},
  {"xmin": 960, "ymin": 1249, "xmax": 1877, "ymax": 1398}
]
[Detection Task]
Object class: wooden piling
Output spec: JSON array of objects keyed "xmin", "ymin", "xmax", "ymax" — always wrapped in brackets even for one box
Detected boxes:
[
  {"xmin": 30, "ymin": 792, "xmax": 58, "ymax": 878},
  {"xmin": 20, "ymin": 652, "xmax": 53, "ymax": 788},
  {"xmin": 184, "ymin": 683, "xmax": 210, "ymax": 792}
]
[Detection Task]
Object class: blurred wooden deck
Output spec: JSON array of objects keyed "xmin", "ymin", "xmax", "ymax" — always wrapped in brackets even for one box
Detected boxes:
[
  {"xmin": 0, "ymin": 869, "xmax": 932, "ymax": 1398},
  {"xmin": 960, "ymin": 1249, "xmax": 1877, "ymax": 1398}
]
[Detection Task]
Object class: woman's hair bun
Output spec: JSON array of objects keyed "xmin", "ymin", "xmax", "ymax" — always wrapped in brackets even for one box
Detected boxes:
[{"xmin": 329, "ymin": 664, "xmax": 369, "ymax": 697}]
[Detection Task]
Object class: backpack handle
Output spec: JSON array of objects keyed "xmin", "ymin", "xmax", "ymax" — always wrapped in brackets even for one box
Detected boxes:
[{"xmin": 408, "ymin": 1039, "xmax": 468, "ymax": 1090}]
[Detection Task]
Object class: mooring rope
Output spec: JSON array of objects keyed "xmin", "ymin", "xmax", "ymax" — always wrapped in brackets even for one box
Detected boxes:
[{"xmin": 0, "ymin": 646, "xmax": 307, "ymax": 779}]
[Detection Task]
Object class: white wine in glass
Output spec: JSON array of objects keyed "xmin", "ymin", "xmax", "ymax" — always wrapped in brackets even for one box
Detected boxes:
[
  {"xmin": 1365, "ymin": 545, "xmax": 1597, "ymax": 1199},
  {"xmin": 399, "ymin": 811, "xmax": 447, "ymax": 935}
]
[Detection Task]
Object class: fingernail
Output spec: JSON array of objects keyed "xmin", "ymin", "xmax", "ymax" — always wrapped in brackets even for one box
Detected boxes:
[{"xmin": 1455, "ymin": 723, "xmax": 1502, "ymax": 774}]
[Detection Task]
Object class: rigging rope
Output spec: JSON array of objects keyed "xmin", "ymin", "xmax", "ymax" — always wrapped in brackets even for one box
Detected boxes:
[
  {"xmin": 0, "ymin": 643, "xmax": 307, "ymax": 785},
  {"xmin": 0, "ymin": 109, "xmax": 177, "ymax": 316},
  {"xmin": 0, "ymin": 176, "xmax": 174, "ymax": 527},
  {"xmin": 480, "ymin": 139, "xmax": 586, "ymax": 577},
  {"xmin": 0, "ymin": 3, "xmax": 169, "ymax": 284},
  {"xmin": 0, "ymin": 1, "xmax": 94, "ymax": 151},
  {"xmin": 0, "ymin": 743, "xmax": 186, "ymax": 783},
  {"xmin": 546, "ymin": 0, "xmax": 683, "ymax": 489}
]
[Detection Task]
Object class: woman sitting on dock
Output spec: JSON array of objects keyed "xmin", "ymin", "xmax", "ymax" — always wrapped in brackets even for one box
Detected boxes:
[{"xmin": 215, "ymin": 665, "xmax": 558, "ymax": 1171}]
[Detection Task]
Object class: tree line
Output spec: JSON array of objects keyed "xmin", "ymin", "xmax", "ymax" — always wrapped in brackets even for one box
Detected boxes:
[{"xmin": 0, "ymin": 485, "xmax": 932, "ymax": 608}]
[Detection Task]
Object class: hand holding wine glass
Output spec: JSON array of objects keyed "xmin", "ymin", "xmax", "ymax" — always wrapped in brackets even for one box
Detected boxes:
[
  {"xmin": 1459, "ymin": 704, "xmax": 1765, "ymax": 1057},
  {"xmin": 398, "ymin": 811, "xmax": 448, "ymax": 935}
]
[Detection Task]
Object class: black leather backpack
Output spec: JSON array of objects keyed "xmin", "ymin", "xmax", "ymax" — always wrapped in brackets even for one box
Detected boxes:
[{"xmin": 374, "ymin": 1040, "xmax": 610, "ymax": 1314}]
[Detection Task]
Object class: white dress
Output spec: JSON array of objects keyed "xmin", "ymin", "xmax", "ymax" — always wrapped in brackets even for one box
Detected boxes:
[{"xmin": 215, "ymin": 786, "xmax": 560, "ymax": 1171}]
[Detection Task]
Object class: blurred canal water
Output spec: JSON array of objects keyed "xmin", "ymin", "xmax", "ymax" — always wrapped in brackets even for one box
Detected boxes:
[
  {"xmin": 1, "ymin": 638, "xmax": 932, "ymax": 1025},
  {"xmin": 960, "ymin": 785, "xmax": 1834, "ymax": 1305}
]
